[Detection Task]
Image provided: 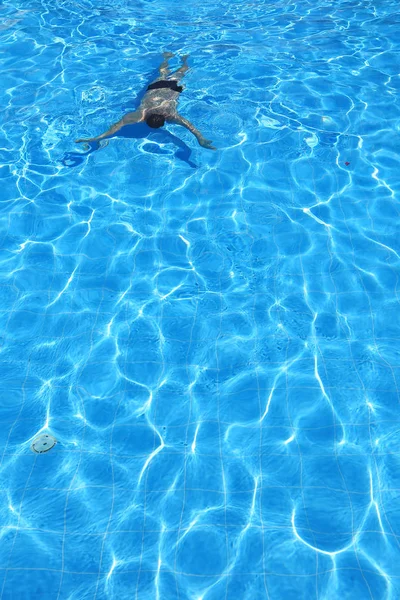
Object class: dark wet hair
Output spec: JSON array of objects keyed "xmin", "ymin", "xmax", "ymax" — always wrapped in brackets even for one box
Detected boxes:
[{"xmin": 146, "ymin": 114, "xmax": 165, "ymax": 129}]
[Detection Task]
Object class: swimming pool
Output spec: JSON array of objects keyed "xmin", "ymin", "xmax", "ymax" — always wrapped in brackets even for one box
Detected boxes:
[{"xmin": 1, "ymin": 0, "xmax": 400, "ymax": 598}]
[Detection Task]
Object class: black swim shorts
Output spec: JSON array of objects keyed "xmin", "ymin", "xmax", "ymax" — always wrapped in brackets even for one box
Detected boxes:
[{"xmin": 147, "ymin": 79, "xmax": 183, "ymax": 93}]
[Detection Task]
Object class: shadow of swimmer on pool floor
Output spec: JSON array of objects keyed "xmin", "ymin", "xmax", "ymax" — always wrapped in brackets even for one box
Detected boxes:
[{"xmin": 75, "ymin": 52, "xmax": 216, "ymax": 151}]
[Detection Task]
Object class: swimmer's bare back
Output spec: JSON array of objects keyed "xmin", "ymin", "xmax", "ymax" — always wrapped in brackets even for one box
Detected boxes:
[{"xmin": 75, "ymin": 53, "xmax": 216, "ymax": 150}]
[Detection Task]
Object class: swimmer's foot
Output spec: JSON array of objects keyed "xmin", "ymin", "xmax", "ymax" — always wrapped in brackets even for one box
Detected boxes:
[
  {"xmin": 159, "ymin": 52, "xmax": 174, "ymax": 77},
  {"xmin": 173, "ymin": 55, "xmax": 190, "ymax": 80}
]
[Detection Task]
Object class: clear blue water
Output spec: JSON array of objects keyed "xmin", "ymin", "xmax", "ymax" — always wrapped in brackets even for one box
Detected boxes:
[{"xmin": 1, "ymin": 0, "xmax": 400, "ymax": 598}]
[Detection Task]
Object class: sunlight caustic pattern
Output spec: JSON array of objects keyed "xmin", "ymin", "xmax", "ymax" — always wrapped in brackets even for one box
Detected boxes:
[{"xmin": 1, "ymin": 0, "xmax": 400, "ymax": 598}]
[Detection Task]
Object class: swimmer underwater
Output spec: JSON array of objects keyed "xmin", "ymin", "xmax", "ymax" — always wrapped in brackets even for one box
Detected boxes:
[{"xmin": 75, "ymin": 53, "xmax": 216, "ymax": 150}]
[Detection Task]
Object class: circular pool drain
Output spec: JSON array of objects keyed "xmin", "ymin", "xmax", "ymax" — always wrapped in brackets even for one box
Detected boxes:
[{"xmin": 30, "ymin": 434, "xmax": 57, "ymax": 454}]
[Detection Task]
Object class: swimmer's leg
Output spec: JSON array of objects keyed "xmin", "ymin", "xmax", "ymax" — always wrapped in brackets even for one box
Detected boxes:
[
  {"xmin": 170, "ymin": 54, "xmax": 189, "ymax": 82},
  {"xmin": 158, "ymin": 51, "xmax": 175, "ymax": 79}
]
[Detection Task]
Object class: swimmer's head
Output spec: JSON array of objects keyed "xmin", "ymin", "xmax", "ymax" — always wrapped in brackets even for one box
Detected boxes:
[{"xmin": 146, "ymin": 114, "xmax": 165, "ymax": 128}]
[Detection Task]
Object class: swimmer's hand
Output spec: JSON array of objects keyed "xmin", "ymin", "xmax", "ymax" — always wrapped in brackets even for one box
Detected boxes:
[
  {"xmin": 199, "ymin": 138, "xmax": 216, "ymax": 150},
  {"xmin": 171, "ymin": 115, "xmax": 216, "ymax": 150}
]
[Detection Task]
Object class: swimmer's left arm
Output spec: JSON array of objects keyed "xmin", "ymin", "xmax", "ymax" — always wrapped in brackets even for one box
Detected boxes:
[{"xmin": 170, "ymin": 115, "xmax": 216, "ymax": 150}]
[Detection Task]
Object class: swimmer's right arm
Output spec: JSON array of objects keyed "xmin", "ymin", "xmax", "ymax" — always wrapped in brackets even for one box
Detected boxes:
[{"xmin": 75, "ymin": 110, "xmax": 144, "ymax": 143}]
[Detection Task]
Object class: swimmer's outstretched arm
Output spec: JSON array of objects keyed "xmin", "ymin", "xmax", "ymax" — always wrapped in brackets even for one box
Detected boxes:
[
  {"xmin": 170, "ymin": 115, "xmax": 216, "ymax": 150},
  {"xmin": 75, "ymin": 110, "xmax": 144, "ymax": 143}
]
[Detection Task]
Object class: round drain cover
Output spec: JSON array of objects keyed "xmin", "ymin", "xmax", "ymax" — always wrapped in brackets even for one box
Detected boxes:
[{"xmin": 31, "ymin": 434, "xmax": 57, "ymax": 454}]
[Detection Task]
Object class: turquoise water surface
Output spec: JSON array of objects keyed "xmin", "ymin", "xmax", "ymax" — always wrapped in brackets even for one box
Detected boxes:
[{"xmin": 1, "ymin": 0, "xmax": 400, "ymax": 598}]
